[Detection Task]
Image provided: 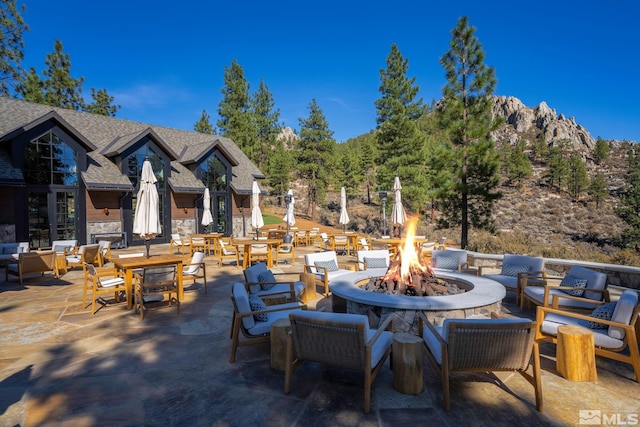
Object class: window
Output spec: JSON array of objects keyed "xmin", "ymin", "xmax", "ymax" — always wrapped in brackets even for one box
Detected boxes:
[{"xmin": 24, "ymin": 131, "xmax": 78, "ymax": 186}]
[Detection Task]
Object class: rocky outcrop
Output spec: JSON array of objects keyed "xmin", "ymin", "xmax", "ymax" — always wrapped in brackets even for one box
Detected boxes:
[{"xmin": 491, "ymin": 96, "xmax": 596, "ymax": 153}]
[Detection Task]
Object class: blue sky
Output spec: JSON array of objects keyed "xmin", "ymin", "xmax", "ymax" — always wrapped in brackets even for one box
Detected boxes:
[{"xmin": 20, "ymin": 1, "xmax": 640, "ymax": 143}]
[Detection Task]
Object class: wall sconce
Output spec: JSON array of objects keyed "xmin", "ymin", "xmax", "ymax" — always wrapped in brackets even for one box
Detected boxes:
[
  {"xmin": 103, "ymin": 207, "xmax": 109, "ymax": 216},
  {"xmin": 183, "ymin": 207, "xmax": 188, "ymax": 214}
]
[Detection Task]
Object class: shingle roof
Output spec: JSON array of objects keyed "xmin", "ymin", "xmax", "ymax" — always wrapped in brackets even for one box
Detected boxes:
[{"xmin": 0, "ymin": 98, "xmax": 262, "ymax": 193}]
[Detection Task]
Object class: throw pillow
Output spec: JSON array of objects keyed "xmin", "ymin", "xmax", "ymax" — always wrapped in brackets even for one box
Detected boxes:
[
  {"xmin": 364, "ymin": 257, "xmax": 388, "ymax": 269},
  {"xmin": 314, "ymin": 259, "xmax": 339, "ymax": 273},
  {"xmin": 248, "ymin": 294, "xmax": 268, "ymax": 322},
  {"xmin": 435, "ymin": 256, "xmax": 459, "ymax": 270},
  {"xmin": 258, "ymin": 270, "xmax": 277, "ymax": 291},
  {"xmin": 559, "ymin": 275, "xmax": 588, "ymax": 297},
  {"xmin": 501, "ymin": 263, "xmax": 531, "ymax": 277},
  {"xmin": 588, "ymin": 302, "xmax": 617, "ymax": 329}
]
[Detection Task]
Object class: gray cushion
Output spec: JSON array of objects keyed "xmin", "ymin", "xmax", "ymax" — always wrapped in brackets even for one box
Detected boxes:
[
  {"xmin": 434, "ymin": 256, "xmax": 459, "ymax": 270},
  {"xmin": 315, "ymin": 259, "xmax": 339, "ymax": 273},
  {"xmin": 501, "ymin": 263, "xmax": 531, "ymax": 277},
  {"xmin": 609, "ymin": 290, "xmax": 639, "ymax": 339},
  {"xmin": 588, "ymin": 302, "xmax": 616, "ymax": 329},
  {"xmin": 364, "ymin": 257, "xmax": 388, "ymax": 269},
  {"xmin": 560, "ymin": 275, "xmax": 588, "ymax": 297},
  {"xmin": 249, "ymin": 294, "xmax": 268, "ymax": 322},
  {"xmin": 233, "ymin": 282, "xmax": 254, "ymax": 330}
]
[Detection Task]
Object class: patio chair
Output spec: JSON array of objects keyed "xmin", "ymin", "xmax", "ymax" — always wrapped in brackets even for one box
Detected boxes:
[
  {"xmin": 190, "ymin": 236, "xmax": 210, "ymax": 256},
  {"xmin": 6, "ymin": 251, "xmax": 58, "ymax": 284},
  {"xmin": 83, "ymin": 263, "xmax": 126, "ymax": 315},
  {"xmin": 293, "ymin": 230, "xmax": 308, "ymax": 247},
  {"xmin": 284, "ymin": 310, "xmax": 394, "ymax": 413},
  {"xmin": 182, "ymin": 251, "xmax": 207, "ymax": 294},
  {"xmin": 521, "ymin": 265, "xmax": 609, "ymax": 312},
  {"xmin": 66, "ymin": 244, "xmax": 101, "ymax": 274},
  {"xmin": 356, "ymin": 249, "xmax": 390, "ymax": 277},
  {"xmin": 218, "ymin": 239, "xmax": 240, "ymax": 268},
  {"xmin": 479, "ymin": 254, "xmax": 546, "ymax": 305},
  {"xmin": 536, "ymin": 289, "xmax": 640, "ymax": 382},
  {"xmin": 97, "ymin": 240, "xmax": 112, "ymax": 266},
  {"xmin": 332, "ymin": 234, "xmax": 349, "ymax": 255},
  {"xmin": 430, "ymin": 249, "xmax": 468, "ymax": 272},
  {"xmin": 248, "ymin": 243, "xmax": 270, "ymax": 266},
  {"xmin": 170, "ymin": 233, "xmax": 190, "ymax": 255},
  {"xmin": 318, "ymin": 232, "xmax": 331, "ymax": 250},
  {"xmin": 275, "ymin": 242, "xmax": 295, "ymax": 265},
  {"xmin": 229, "ymin": 282, "xmax": 306, "ymax": 363},
  {"xmin": 304, "ymin": 251, "xmax": 354, "ymax": 296},
  {"xmin": 243, "ymin": 262, "xmax": 304, "ymax": 302},
  {"xmin": 419, "ymin": 312, "xmax": 542, "ymax": 411},
  {"xmin": 134, "ymin": 265, "xmax": 180, "ymax": 320}
]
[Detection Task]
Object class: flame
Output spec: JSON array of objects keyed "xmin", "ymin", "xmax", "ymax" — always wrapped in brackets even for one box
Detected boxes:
[{"xmin": 381, "ymin": 216, "xmax": 428, "ymax": 286}]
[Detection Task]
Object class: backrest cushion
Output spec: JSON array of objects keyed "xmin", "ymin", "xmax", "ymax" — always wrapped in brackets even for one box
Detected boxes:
[
  {"xmin": 567, "ymin": 266, "xmax": 608, "ymax": 301},
  {"xmin": 609, "ymin": 290, "xmax": 639, "ymax": 339},
  {"xmin": 501, "ymin": 254, "xmax": 544, "ymax": 276},
  {"xmin": 501, "ymin": 263, "xmax": 531, "ymax": 277},
  {"xmin": 559, "ymin": 275, "xmax": 588, "ymax": 297},
  {"xmin": 588, "ymin": 302, "xmax": 617, "ymax": 329},
  {"xmin": 357, "ymin": 250, "xmax": 389, "ymax": 268},
  {"xmin": 434, "ymin": 256, "xmax": 459, "ymax": 270},
  {"xmin": 244, "ymin": 262, "xmax": 268, "ymax": 293},
  {"xmin": 248, "ymin": 295, "xmax": 268, "ymax": 322},
  {"xmin": 315, "ymin": 259, "xmax": 339, "ymax": 273},
  {"xmin": 364, "ymin": 257, "xmax": 388, "ymax": 269},
  {"xmin": 232, "ymin": 282, "xmax": 254, "ymax": 329},
  {"xmin": 258, "ymin": 270, "xmax": 277, "ymax": 290}
]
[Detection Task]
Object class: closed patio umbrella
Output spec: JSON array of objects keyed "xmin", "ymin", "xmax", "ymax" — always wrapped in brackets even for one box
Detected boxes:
[
  {"xmin": 251, "ymin": 180, "xmax": 264, "ymax": 237},
  {"xmin": 391, "ymin": 176, "xmax": 407, "ymax": 233},
  {"xmin": 339, "ymin": 186, "xmax": 350, "ymax": 232},
  {"xmin": 133, "ymin": 158, "xmax": 161, "ymax": 258},
  {"xmin": 201, "ymin": 188, "xmax": 213, "ymax": 232},
  {"xmin": 283, "ymin": 189, "xmax": 296, "ymax": 227}
]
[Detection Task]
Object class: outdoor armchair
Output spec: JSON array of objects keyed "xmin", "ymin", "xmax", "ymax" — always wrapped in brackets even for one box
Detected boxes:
[
  {"xmin": 182, "ymin": 251, "xmax": 207, "ymax": 294},
  {"xmin": 6, "ymin": 251, "xmax": 58, "ymax": 285},
  {"xmin": 479, "ymin": 254, "xmax": 546, "ymax": 306},
  {"xmin": 83, "ymin": 263, "xmax": 126, "ymax": 315},
  {"xmin": 134, "ymin": 265, "xmax": 180, "ymax": 320},
  {"xmin": 430, "ymin": 249, "xmax": 469, "ymax": 272},
  {"xmin": 243, "ymin": 262, "xmax": 304, "ymax": 302},
  {"xmin": 66, "ymin": 244, "xmax": 101, "ymax": 274},
  {"xmin": 304, "ymin": 251, "xmax": 354, "ymax": 296}
]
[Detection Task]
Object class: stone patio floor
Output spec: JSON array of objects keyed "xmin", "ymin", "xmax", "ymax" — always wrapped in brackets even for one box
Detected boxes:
[{"xmin": 0, "ymin": 243, "xmax": 638, "ymax": 426}]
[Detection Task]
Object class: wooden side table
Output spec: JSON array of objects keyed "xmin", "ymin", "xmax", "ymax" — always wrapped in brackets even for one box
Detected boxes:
[
  {"xmin": 270, "ymin": 318, "xmax": 291, "ymax": 371},
  {"xmin": 556, "ymin": 324, "xmax": 598, "ymax": 382},
  {"xmin": 301, "ymin": 272, "xmax": 316, "ymax": 303},
  {"xmin": 392, "ymin": 332, "xmax": 424, "ymax": 394}
]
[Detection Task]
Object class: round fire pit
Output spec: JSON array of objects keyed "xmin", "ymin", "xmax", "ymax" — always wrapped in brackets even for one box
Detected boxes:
[{"xmin": 329, "ymin": 270, "xmax": 506, "ymax": 333}]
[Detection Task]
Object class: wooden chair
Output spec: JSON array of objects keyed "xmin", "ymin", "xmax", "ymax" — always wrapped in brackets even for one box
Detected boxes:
[
  {"xmin": 479, "ymin": 254, "xmax": 546, "ymax": 306},
  {"xmin": 285, "ymin": 310, "xmax": 394, "ymax": 413},
  {"xmin": 332, "ymin": 235, "xmax": 349, "ymax": 255},
  {"xmin": 243, "ymin": 262, "xmax": 304, "ymax": 302},
  {"xmin": 293, "ymin": 230, "xmax": 308, "ymax": 247},
  {"xmin": 83, "ymin": 263, "xmax": 126, "ymax": 315},
  {"xmin": 170, "ymin": 233, "xmax": 190, "ymax": 255},
  {"xmin": 275, "ymin": 242, "xmax": 295, "ymax": 265},
  {"xmin": 419, "ymin": 312, "xmax": 542, "ymax": 412},
  {"xmin": 218, "ymin": 239, "xmax": 240, "ymax": 268},
  {"xmin": 229, "ymin": 282, "xmax": 306, "ymax": 363},
  {"xmin": 536, "ymin": 289, "xmax": 640, "ymax": 382},
  {"xmin": 182, "ymin": 251, "xmax": 207, "ymax": 294},
  {"xmin": 97, "ymin": 240, "xmax": 112, "ymax": 266},
  {"xmin": 66, "ymin": 244, "xmax": 101, "ymax": 274},
  {"xmin": 304, "ymin": 251, "xmax": 353, "ymax": 296},
  {"xmin": 248, "ymin": 243, "xmax": 270, "ymax": 266},
  {"xmin": 190, "ymin": 236, "xmax": 209, "ymax": 256},
  {"xmin": 134, "ymin": 265, "xmax": 180, "ymax": 320},
  {"xmin": 6, "ymin": 251, "xmax": 58, "ymax": 285}
]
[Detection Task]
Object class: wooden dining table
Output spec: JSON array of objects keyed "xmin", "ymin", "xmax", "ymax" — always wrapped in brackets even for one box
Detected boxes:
[
  {"xmin": 113, "ymin": 254, "xmax": 185, "ymax": 310},
  {"xmin": 372, "ymin": 237, "xmax": 429, "ymax": 253},
  {"xmin": 232, "ymin": 237, "xmax": 282, "ymax": 269}
]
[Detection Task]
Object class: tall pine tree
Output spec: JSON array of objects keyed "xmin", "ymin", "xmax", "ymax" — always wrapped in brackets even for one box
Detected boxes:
[
  {"xmin": 251, "ymin": 78, "xmax": 280, "ymax": 169},
  {"xmin": 297, "ymin": 98, "xmax": 335, "ymax": 221},
  {"xmin": 433, "ymin": 16, "xmax": 502, "ymax": 249},
  {"xmin": 374, "ymin": 43, "xmax": 427, "ymax": 210},
  {"xmin": 194, "ymin": 109, "xmax": 214, "ymax": 134},
  {"xmin": 0, "ymin": 0, "xmax": 28, "ymax": 96},
  {"xmin": 41, "ymin": 40, "xmax": 85, "ymax": 110}
]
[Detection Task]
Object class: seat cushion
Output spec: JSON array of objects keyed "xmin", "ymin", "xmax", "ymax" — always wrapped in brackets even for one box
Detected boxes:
[
  {"xmin": 524, "ymin": 286, "xmax": 600, "ymax": 310},
  {"xmin": 366, "ymin": 328, "xmax": 394, "ymax": 367},
  {"xmin": 609, "ymin": 290, "xmax": 639, "ymax": 339},
  {"xmin": 483, "ymin": 274, "xmax": 519, "ymax": 291},
  {"xmin": 254, "ymin": 282, "xmax": 305, "ymax": 298},
  {"xmin": 246, "ymin": 303, "xmax": 303, "ymax": 336},
  {"xmin": 540, "ymin": 312, "xmax": 624, "ymax": 349}
]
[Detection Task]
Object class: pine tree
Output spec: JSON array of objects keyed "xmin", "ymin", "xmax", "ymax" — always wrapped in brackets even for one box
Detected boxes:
[
  {"xmin": 297, "ymin": 98, "xmax": 335, "ymax": 221},
  {"xmin": 0, "ymin": 0, "xmax": 28, "ymax": 96},
  {"xmin": 588, "ymin": 172, "xmax": 608, "ymax": 208},
  {"xmin": 17, "ymin": 66, "xmax": 43, "ymax": 103},
  {"xmin": 615, "ymin": 148, "xmax": 640, "ymax": 247},
  {"xmin": 41, "ymin": 40, "xmax": 85, "ymax": 110},
  {"xmin": 251, "ymin": 78, "xmax": 280, "ymax": 169},
  {"xmin": 194, "ymin": 109, "xmax": 214, "ymax": 134},
  {"xmin": 264, "ymin": 140, "xmax": 292, "ymax": 202},
  {"xmin": 217, "ymin": 59, "xmax": 255, "ymax": 156},
  {"xmin": 567, "ymin": 153, "xmax": 588, "ymax": 201},
  {"xmin": 374, "ymin": 43, "xmax": 427, "ymax": 210},
  {"xmin": 84, "ymin": 88, "xmax": 120, "ymax": 117},
  {"xmin": 433, "ymin": 16, "xmax": 502, "ymax": 249},
  {"xmin": 507, "ymin": 140, "xmax": 532, "ymax": 187},
  {"xmin": 592, "ymin": 136, "xmax": 610, "ymax": 165}
]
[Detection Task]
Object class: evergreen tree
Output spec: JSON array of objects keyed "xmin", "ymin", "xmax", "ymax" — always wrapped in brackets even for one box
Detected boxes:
[
  {"xmin": 567, "ymin": 153, "xmax": 588, "ymax": 200},
  {"xmin": 194, "ymin": 109, "xmax": 214, "ymax": 134},
  {"xmin": 84, "ymin": 88, "xmax": 120, "ymax": 117},
  {"xmin": 432, "ymin": 16, "xmax": 502, "ymax": 249},
  {"xmin": 507, "ymin": 140, "xmax": 532, "ymax": 187},
  {"xmin": 17, "ymin": 66, "xmax": 43, "ymax": 103},
  {"xmin": 264, "ymin": 140, "xmax": 292, "ymax": 202},
  {"xmin": 297, "ymin": 98, "xmax": 335, "ymax": 221},
  {"xmin": 588, "ymin": 172, "xmax": 608, "ymax": 208},
  {"xmin": 217, "ymin": 59, "xmax": 255, "ymax": 155},
  {"xmin": 374, "ymin": 43, "xmax": 427, "ymax": 210},
  {"xmin": 545, "ymin": 140, "xmax": 570, "ymax": 189},
  {"xmin": 0, "ymin": 0, "xmax": 28, "ymax": 96},
  {"xmin": 615, "ymin": 148, "xmax": 640, "ymax": 247},
  {"xmin": 251, "ymin": 78, "xmax": 280, "ymax": 169},
  {"xmin": 41, "ymin": 40, "xmax": 85, "ymax": 110},
  {"xmin": 531, "ymin": 133, "xmax": 548, "ymax": 163},
  {"xmin": 592, "ymin": 136, "xmax": 610, "ymax": 165}
]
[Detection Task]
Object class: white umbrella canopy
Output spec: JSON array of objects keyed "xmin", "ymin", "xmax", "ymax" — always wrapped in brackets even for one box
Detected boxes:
[
  {"xmin": 251, "ymin": 180, "xmax": 264, "ymax": 233},
  {"xmin": 283, "ymin": 189, "xmax": 296, "ymax": 226},
  {"xmin": 391, "ymin": 176, "xmax": 407, "ymax": 226},
  {"xmin": 339, "ymin": 186, "xmax": 350, "ymax": 231},
  {"xmin": 132, "ymin": 159, "xmax": 161, "ymax": 257},
  {"xmin": 201, "ymin": 188, "xmax": 213, "ymax": 230}
]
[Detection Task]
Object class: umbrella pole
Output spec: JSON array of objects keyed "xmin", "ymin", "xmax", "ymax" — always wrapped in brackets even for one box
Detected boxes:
[{"xmin": 145, "ymin": 239, "xmax": 151, "ymax": 258}]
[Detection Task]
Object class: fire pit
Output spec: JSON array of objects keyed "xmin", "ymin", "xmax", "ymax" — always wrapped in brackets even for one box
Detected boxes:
[{"xmin": 329, "ymin": 219, "xmax": 505, "ymax": 333}]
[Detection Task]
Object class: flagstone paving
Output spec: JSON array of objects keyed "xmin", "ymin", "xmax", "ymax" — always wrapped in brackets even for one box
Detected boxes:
[{"xmin": 0, "ymin": 243, "xmax": 638, "ymax": 426}]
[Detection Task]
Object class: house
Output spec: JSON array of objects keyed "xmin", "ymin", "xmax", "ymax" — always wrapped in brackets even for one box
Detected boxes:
[{"xmin": 0, "ymin": 98, "xmax": 264, "ymax": 248}]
